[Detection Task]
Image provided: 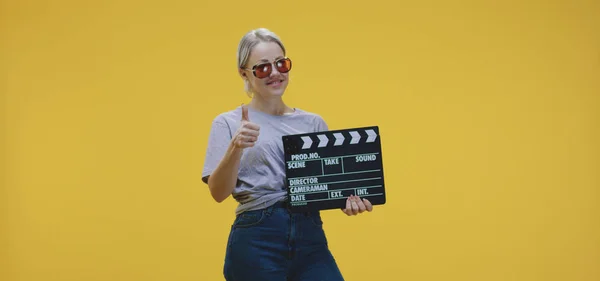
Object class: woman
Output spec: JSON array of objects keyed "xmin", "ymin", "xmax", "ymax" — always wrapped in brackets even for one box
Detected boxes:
[{"xmin": 202, "ymin": 27, "xmax": 374, "ymax": 281}]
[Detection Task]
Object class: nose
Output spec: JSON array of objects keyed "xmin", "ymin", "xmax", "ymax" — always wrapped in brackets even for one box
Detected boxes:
[{"xmin": 269, "ymin": 63, "xmax": 281, "ymax": 76}]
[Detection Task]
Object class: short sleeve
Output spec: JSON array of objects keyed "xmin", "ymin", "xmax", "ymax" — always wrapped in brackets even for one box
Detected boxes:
[
  {"xmin": 314, "ymin": 115, "xmax": 329, "ymax": 132},
  {"xmin": 201, "ymin": 115, "xmax": 232, "ymax": 184}
]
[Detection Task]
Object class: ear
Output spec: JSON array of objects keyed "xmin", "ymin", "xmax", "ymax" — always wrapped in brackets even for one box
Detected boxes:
[{"xmin": 238, "ymin": 68, "xmax": 247, "ymax": 78}]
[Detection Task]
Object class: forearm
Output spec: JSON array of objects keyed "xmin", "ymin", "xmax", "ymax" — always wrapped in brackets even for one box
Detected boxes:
[{"xmin": 207, "ymin": 142, "xmax": 244, "ymax": 202}]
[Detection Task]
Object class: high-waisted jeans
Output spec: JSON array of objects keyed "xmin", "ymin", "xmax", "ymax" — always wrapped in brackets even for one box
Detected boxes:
[{"xmin": 223, "ymin": 200, "xmax": 345, "ymax": 281}]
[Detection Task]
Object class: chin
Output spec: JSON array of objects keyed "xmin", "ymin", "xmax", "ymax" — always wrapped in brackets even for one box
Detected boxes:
[
  {"xmin": 263, "ymin": 84, "xmax": 288, "ymax": 97},
  {"xmin": 269, "ymin": 88, "xmax": 287, "ymax": 96}
]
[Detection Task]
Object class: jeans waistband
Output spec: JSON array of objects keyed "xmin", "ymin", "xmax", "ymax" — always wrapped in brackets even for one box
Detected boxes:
[
  {"xmin": 269, "ymin": 200, "xmax": 321, "ymax": 216},
  {"xmin": 271, "ymin": 200, "xmax": 292, "ymax": 209}
]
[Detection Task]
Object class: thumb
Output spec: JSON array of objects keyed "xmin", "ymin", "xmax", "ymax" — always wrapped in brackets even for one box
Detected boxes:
[{"xmin": 241, "ymin": 104, "xmax": 250, "ymax": 122}]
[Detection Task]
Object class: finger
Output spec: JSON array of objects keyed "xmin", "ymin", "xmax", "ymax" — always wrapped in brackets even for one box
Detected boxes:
[
  {"xmin": 341, "ymin": 206, "xmax": 349, "ymax": 216},
  {"xmin": 241, "ymin": 104, "xmax": 249, "ymax": 122},
  {"xmin": 363, "ymin": 198, "xmax": 373, "ymax": 212},
  {"xmin": 355, "ymin": 196, "xmax": 367, "ymax": 213},
  {"xmin": 350, "ymin": 196, "xmax": 359, "ymax": 215},
  {"xmin": 240, "ymin": 140, "xmax": 255, "ymax": 148},
  {"xmin": 241, "ymin": 127, "xmax": 260, "ymax": 137},
  {"xmin": 243, "ymin": 122, "xmax": 260, "ymax": 132},
  {"xmin": 240, "ymin": 135, "xmax": 257, "ymax": 143},
  {"xmin": 343, "ymin": 197, "xmax": 352, "ymax": 216},
  {"xmin": 351, "ymin": 203, "xmax": 359, "ymax": 215},
  {"xmin": 236, "ymin": 137, "xmax": 255, "ymax": 148}
]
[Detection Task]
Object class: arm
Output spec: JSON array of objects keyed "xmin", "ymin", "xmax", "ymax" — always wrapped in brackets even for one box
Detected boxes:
[
  {"xmin": 313, "ymin": 114, "xmax": 374, "ymax": 215},
  {"xmin": 202, "ymin": 105, "xmax": 259, "ymax": 203},
  {"xmin": 206, "ymin": 142, "xmax": 244, "ymax": 202}
]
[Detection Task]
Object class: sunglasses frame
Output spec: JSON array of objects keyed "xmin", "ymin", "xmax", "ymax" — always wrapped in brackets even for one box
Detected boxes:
[{"xmin": 243, "ymin": 57, "xmax": 292, "ymax": 79}]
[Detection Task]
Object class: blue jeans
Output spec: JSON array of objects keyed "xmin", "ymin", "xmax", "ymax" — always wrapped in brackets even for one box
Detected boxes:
[{"xmin": 223, "ymin": 200, "xmax": 345, "ymax": 281}]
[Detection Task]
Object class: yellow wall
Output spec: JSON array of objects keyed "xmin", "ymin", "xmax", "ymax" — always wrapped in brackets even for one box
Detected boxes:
[{"xmin": 2, "ymin": 0, "xmax": 599, "ymax": 280}]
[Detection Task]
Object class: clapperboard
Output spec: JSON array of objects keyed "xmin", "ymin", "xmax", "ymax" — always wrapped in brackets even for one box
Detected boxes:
[{"xmin": 282, "ymin": 126, "xmax": 386, "ymax": 212}]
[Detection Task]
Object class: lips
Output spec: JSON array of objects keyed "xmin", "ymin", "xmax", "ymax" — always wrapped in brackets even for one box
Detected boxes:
[{"xmin": 266, "ymin": 79, "xmax": 284, "ymax": 86}]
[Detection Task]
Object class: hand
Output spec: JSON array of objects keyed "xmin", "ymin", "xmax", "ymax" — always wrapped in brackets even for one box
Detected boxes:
[
  {"xmin": 232, "ymin": 105, "xmax": 260, "ymax": 149},
  {"xmin": 341, "ymin": 195, "xmax": 373, "ymax": 216}
]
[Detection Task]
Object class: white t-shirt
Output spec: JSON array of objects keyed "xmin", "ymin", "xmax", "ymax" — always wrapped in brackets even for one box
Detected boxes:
[{"xmin": 202, "ymin": 105, "xmax": 329, "ymax": 215}]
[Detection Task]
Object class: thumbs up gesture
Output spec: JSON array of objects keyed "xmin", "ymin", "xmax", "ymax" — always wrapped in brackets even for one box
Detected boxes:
[{"xmin": 232, "ymin": 105, "xmax": 261, "ymax": 149}]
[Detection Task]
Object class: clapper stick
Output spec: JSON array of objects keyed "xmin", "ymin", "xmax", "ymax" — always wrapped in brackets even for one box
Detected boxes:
[{"xmin": 282, "ymin": 126, "xmax": 386, "ymax": 212}]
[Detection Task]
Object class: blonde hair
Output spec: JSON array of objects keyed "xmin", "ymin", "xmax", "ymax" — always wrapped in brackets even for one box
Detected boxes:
[{"xmin": 237, "ymin": 28, "xmax": 287, "ymax": 96}]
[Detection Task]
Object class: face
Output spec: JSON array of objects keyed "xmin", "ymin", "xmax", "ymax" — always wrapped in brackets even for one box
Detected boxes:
[{"xmin": 239, "ymin": 41, "xmax": 291, "ymax": 98}]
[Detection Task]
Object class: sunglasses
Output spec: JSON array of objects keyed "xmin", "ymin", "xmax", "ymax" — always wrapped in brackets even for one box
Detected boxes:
[{"xmin": 244, "ymin": 57, "xmax": 292, "ymax": 79}]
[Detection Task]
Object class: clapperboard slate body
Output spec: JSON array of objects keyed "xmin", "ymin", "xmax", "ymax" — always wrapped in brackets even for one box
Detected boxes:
[{"xmin": 282, "ymin": 126, "xmax": 386, "ymax": 212}]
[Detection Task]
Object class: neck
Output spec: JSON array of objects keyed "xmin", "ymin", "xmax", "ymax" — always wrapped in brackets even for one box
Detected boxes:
[{"xmin": 249, "ymin": 95, "xmax": 293, "ymax": 116}]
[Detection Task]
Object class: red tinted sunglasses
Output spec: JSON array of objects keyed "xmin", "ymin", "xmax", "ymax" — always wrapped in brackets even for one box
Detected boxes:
[{"xmin": 244, "ymin": 57, "xmax": 292, "ymax": 79}]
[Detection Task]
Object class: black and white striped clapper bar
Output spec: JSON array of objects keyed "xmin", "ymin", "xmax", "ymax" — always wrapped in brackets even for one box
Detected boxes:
[{"xmin": 282, "ymin": 126, "xmax": 386, "ymax": 212}]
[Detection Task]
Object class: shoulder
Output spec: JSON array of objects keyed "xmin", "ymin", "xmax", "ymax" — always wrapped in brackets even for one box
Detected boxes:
[
  {"xmin": 293, "ymin": 107, "xmax": 324, "ymax": 119},
  {"xmin": 210, "ymin": 106, "xmax": 242, "ymax": 125},
  {"xmin": 292, "ymin": 108, "xmax": 325, "ymax": 122},
  {"xmin": 206, "ymin": 106, "xmax": 244, "ymax": 139},
  {"xmin": 293, "ymin": 108, "xmax": 329, "ymax": 132}
]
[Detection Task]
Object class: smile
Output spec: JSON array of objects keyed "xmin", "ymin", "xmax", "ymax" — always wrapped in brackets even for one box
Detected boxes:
[{"xmin": 267, "ymin": 79, "xmax": 284, "ymax": 86}]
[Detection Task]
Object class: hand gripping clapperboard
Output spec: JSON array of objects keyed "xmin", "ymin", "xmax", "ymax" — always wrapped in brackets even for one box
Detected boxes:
[{"xmin": 282, "ymin": 126, "xmax": 386, "ymax": 212}]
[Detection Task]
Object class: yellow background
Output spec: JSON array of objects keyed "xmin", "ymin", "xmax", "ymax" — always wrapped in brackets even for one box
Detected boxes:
[{"xmin": 2, "ymin": 0, "xmax": 599, "ymax": 280}]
